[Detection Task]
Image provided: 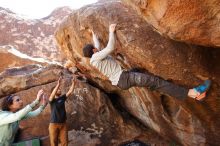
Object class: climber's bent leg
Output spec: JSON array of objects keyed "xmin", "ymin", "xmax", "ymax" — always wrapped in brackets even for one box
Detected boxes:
[{"xmin": 117, "ymin": 71, "xmax": 189, "ymax": 99}]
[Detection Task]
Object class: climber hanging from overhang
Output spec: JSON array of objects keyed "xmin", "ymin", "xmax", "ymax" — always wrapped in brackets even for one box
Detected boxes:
[{"xmin": 82, "ymin": 24, "xmax": 211, "ymax": 101}]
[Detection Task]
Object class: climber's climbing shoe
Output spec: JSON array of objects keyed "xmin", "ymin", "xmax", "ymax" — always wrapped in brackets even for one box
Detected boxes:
[{"xmin": 194, "ymin": 80, "xmax": 211, "ymax": 94}]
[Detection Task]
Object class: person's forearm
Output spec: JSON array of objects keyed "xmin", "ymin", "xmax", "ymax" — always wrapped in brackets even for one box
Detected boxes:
[
  {"xmin": 66, "ymin": 83, "xmax": 75, "ymax": 97},
  {"xmin": 49, "ymin": 84, "xmax": 60, "ymax": 101},
  {"xmin": 106, "ymin": 32, "xmax": 115, "ymax": 52},
  {"xmin": 22, "ymin": 104, "xmax": 46, "ymax": 119},
  {"xmin": 29, "ymin": 98, "xmax": 40, "ymax": 108},
  {"xmin": 93, "ymin": 32, "xmax": 100, "ymax": 50},
  {"xmin": 91, "ymin": 32, "xmax": 115, "ymax": 61}
]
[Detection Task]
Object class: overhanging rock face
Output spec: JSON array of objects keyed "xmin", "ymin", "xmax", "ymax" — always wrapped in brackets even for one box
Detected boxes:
[
  {"xmin": 122, "ymin": 0, "xmax": 220, "ymax": 47},
  {"xmin": 55, "ymin": 1, "xmax": 220, "ymax": 146},
  {"xmin": 0, "ymin": 64, "xmax": 168, "ymax": 146}
]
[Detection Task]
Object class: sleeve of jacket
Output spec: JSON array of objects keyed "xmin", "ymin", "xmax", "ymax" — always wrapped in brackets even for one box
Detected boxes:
[
  {"xmin": 22, "ymin": 105, "xmax": 46, "ymax": 120},
  {"xmin": 0, "ymin": 105, "xmax": 32, "ymax": 126},
  {"xmin": 92, "ymin": 33, "xmax": 101, "ymax": 50},
  {"xmin": 91, "ymin": 32, "xmax": 115, "ymax": 61}
]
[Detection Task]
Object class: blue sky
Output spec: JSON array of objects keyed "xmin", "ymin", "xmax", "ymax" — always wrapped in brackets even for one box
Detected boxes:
[{"xmin": 0, "ymin": 0, "xmax": 97, "ymax": 19}]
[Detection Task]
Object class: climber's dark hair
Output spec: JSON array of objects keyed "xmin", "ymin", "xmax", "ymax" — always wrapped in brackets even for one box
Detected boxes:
[
  {"xmin": 1, "ymin": 94, "xmax": 16, "ymax": 111},
  {"xmin": 83, "ymin": 44, "xmax": 95, "ymax": 58}
]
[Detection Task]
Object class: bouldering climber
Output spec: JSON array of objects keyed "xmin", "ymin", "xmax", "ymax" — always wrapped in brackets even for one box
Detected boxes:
[{"xmin": 82, "ymin": 24, "xmax": 211, "ymax": 101}]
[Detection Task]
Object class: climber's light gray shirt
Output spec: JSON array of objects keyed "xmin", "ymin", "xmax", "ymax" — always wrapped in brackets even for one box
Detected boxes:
[{"xmin": 90, "ymin": 32, "xmax": 123, "ymax": 85}]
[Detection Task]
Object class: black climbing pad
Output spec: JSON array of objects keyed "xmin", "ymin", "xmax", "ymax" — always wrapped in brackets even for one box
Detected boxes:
[{"xmin": 119, "ymin": 140, "xmax": 150, "ymax": 146}]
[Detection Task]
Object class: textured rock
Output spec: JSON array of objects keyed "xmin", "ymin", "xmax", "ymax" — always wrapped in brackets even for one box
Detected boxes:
[
  {"xmin": 0, "ymin": 6, "xmax": 72, "ymax": 62},
  {"xmin": 0, "ymin": 64, "xmax": 63, "ymax": 97},
  {"xmin": 0, "ymin": 47, "xmax": 46, "ymax": 73},
  {"xmin": 55, "ymin": 1, "xmax": 220, "ymax": 146},
  {"xmin": 0, "ymin": 65, "xmax": 168, "ymax": 146},
  {"xmin": 122, "ymin": 0, "xmax": 220, "ymax": 47}
]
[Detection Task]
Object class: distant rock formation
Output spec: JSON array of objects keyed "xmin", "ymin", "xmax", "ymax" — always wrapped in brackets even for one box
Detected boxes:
[
  {"xmin": 0, "ymin": 46, "xmax": 46, "ymax": 72},
  {"xmin": 0, "ymin": 6, "xmax": 72, "ymax": 63}
]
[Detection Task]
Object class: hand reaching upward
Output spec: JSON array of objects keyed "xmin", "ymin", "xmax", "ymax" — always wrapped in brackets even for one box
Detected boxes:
[
  {"xmin": 58, "ymin": 76, "xmax": 62, "ymax": 85},
  {"xmin": 66, "ymin": 75, "xmax": 77, "ymax": 97},
  {"xmin": 109, "ymin": 24, "xmax": 117, "ymax": 32},
  {"xmin": 36, "ymin": 89, "xmax": 44, "ymax": 101},
  {"xmin": 41, "ymin": 94, "xmax": 48, "ymax": 106}
]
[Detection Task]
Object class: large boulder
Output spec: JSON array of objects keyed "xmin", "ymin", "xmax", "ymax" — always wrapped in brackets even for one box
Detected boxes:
[
  {"xmin": 122, "ymin": 0, "xmax": 220, "ymax": 47},
  {"xmin": 55, "ymin": 1, "xmax": 220, "ymax": 146},
  {"xmin": 0, "ymin": 64, "xmax": 168, "ymax": 146},
  {"xmin": 0, "ymin": 64, "xmax": 62, "ymax": 97}
]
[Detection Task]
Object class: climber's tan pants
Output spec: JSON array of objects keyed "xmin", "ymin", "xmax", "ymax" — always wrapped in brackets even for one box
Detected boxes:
[{"xmin": 49, "ymin": 123, "xmax": 68, "ymax": 146}]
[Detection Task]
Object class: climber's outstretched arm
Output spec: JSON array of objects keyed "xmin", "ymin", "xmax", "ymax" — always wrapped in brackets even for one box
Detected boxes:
[{"xmin": 91, "ymin": 24, "xmax": 117, "ymax": 61}]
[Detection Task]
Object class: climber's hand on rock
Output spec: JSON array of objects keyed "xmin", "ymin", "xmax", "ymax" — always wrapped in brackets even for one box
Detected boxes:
[
  {"xmin": 109, "ymin": 24, "xmax": 117, "ymax": 32},
  {"xmin": 88, "ymin": 28, "xmax": 93, "ymax": 35}
]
